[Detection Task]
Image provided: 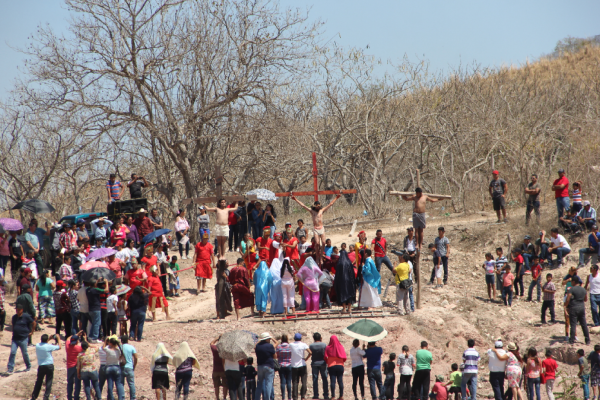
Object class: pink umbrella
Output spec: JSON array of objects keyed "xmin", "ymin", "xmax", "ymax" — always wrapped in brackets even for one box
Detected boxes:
[{"xmin": 79, "ymin": 260, "xmax": 107, "ymax": 271}]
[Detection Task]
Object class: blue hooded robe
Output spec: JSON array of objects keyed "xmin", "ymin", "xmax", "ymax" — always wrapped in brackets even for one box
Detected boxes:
[{"xmin": 253, "ymin": 261, "xmax": 272, "ymax": 312}]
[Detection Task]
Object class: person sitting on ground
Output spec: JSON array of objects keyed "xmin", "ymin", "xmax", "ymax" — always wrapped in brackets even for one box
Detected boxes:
[
  {"xmin": 430, "ymin": 374, "xmax": 449, "ymax": 400},
  {"xmin": 548, "ymin": 228, "xmax": 572, "ymax": 268},
  {"xmin": 578, "ymin": 224, "xmax": 600, "ymax": 268},
  {"xmin": 578, "ymin": 201, "xmax": 597, "ymax": 231},
  {"xmin": 559, "ymin": 209, "xmax": 581, "ymax": 233}
]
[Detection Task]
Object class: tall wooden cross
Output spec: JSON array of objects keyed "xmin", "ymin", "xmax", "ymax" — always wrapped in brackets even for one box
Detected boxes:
[
  {"xmin": 275, "ymin": 152, "xmax": 357, "ymax": 199},
  {"xmin": 181, "ymin": 166, "xmax": 258, "ymax": 206},
  {"xmin": 388, "ymin": 169, "xmax": 452, "ymax": 309}
]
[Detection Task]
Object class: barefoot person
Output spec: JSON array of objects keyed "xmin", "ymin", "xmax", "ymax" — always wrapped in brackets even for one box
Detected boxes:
[
  {"xmin": 146, "ymin": 266, "xmax": 171, "ymax": 321},
  {"xmin": 291, "ymin": 194, "xmax": 342, "ymax": 264},
  {"xmin": 193, "ymin": 233, "xmax": 215, "ymax": 294},
  {"xmin": 229, "ymin": 258, "xmax": 255, "ymax": 320},
  {"xmin": 400, "ymin": 188, "xmax": 440, "ymax": 251},
  {"xmin": 203, "ymin": 199, "xmax": 237, "ymax": 260}
]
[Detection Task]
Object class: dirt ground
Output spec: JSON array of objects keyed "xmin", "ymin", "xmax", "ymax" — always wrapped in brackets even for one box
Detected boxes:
[{"xmin": 0, "ymin": 204, "xmax": 594, "ymax": 400}]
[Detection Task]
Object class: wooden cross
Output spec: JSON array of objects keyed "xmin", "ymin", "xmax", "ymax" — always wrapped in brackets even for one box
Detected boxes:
[
  {"xmin": 181, "ymin": 166, "xmax": 258, "ymax": 205},
  {"xmin": 275, "ymin": 152, "xmax": 357, "ymax": 199},
  {"xmin": 388, "ymin": 169, "xmax": 452, "ymax": 309}
]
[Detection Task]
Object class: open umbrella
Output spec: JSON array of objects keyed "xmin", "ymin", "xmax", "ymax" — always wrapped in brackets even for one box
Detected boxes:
[
  {"xmin": 245, "ymin": 189, "xmax": 277, "ymax": 201},
  {"xmin": 342, "ymin": 319, "xmax": 388, "ymax": 342},
  {"xmin": 88, "ymin": 248, "xmax": 117, "ymax": 260},
  {"xmin": 79, "ymin": 260, "xmax": 108, "ymax": 271},
  {"xmin": 12, "ymin": 199, "xmax": 55, "ymax": 214},
  {"xmin": 0, "ymin": 218, "xmax": 24, "ymax": 231},
  {"xmin": 142, "ymin": 228, "xmax": 172, "ymax": 244},
  {"xmin": 115, "ymin": 284, "xmax": 131, "ymax": 296},
  {"xmin": 216, "ymin": 330, "xmax": 256, "ymax": 361},
  {"xmin": 81, "ymin": 267, "xmax": 116, "ymax": 282}
]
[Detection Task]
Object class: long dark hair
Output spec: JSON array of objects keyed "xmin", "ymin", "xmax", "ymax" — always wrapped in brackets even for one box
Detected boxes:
[
  {"xmin": 266, "ymin": 204, "xmax": 276, "ymax": 218},
  {"xmin": 40, "ymin": 269, "xmax": 48, "ymax": 286},
  {"xmin": 281, "ymin": 259, "xmax": 294, "ymax": 278}
]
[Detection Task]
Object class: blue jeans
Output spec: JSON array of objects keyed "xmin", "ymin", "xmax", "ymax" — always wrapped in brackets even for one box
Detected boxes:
[
  {"xmin": 502, "ymin": 287, "xmax": 513, "ymax": 306},
  {"xmin": 120, "ymin": 367, "xmax": 136, "ymax": 400},
  {"xmin": 409, "ymin": 286, "xmax": 415, "ymax": 311},
  {"xmin": 71, "ymin": 310, "xmax": 80, "ymax": 336},
  {"xmin": 556, "ymin": 197, "xmax": 570, "ymax": 219},
  {"xmin": 579, "ymin": 248, "xmax": 597, "ymax": 266},
  {"xmin": 99, "ymin": 365, "xmax": 107, "ymax": 394},
  {"xmin": 581, "ymin": 374, "xmax": 590, "ymax": 399},
  {"xmin": 375, "ymin": 256, "xmax": 394, "ymax": 273},
  {"xmin": 461, "ymin": 373, "xmax": 477, "ymax": 400},
  {"xmin": 591, "ymin": 294, "xmax": 600, "ymax": 326},
  {"xmin": 106, "ymin": 365, "xmax": 124, "ymax": 400},
  {"xmin": 278, "ymin": 366, "xmax": 292, "ymax": 399},
  {"xmin": 522, "ymin": 253, "xmax": 532, "ymax": 271},
  {"xmin": 129, "ymin": 309, "xmax": 146, "ymax": 341},
  {"xmin": 81, "ymin": 370, "xmax": 100, "ymax": 400},
  {"xmin": 67, "ymin": 366, "xmax": 82, "ymax": 400},
  {"xmin": 539, "ymin": 244, "xmax": 549, "ymax": 264},
  {"xmin": 88, "ymin": 310, "xmax": 101, "ymax": 340},
  {"xmin": 367, "ymin": 368, "xmax": 382, "ymax": 400},
  {"xmin": 328, "ymin": 365, "xmax": 344, "ymax": 398},
  {"xmin": 7, "ymin": 338, "xmax": 30, "ymax": 372},
  {"xmin": 527, "ymin": 278, "xmax": 541, "ymax": 302},
  {"xmin": 549, "ymin": 247, "xmax": 571, "ymax": 264},
  {"xmin": 255, "ymin": 365, "xmax": 274, "ymax": 400},
  {"xmin": 527, "ymin": 376, "xmax": 540, "ymax": 400},
  {"xmin": 312, "ymin": 363, "xmax": 329, "ymax": 399}
]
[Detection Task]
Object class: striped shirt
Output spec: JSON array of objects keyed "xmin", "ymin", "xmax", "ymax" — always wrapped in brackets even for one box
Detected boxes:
[
  {"xmin": 462, "ymin": 348, "xmax": 480, "ymax": 374},
  {"xmin": 543, "ymin": 281, "xmax": 556, "ymax": 301},
  {"xmin": 572, "ymin": 189, "xmax": 582, "ymax": 204},
  {"xmin": 106, "ymin": 180, "xmax": 122, "ymax": 200},
  {"xmin": 276, "ymin": 343, "xmax": 292, "ymax": 367},
  {"xmin": 495, "ymin": 256, "xmax": 507, "ymax": 273},
  {"xmin": 578, "ymin": 207, "xmax": 597, "ymax": 221}
]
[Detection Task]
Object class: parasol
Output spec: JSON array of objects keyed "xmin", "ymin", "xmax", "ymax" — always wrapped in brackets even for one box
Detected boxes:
[
  {"xmin": 79, "ymin": 260, "xmax": 108, "ymax": 271},
  {"xmin": 0, "ymin": 218, "xmax": 24, "ymax": 231},
  {"xmin": 342, "ymin": 319, "xmax": 388, "ymax": 342},
  {"xmin": 12, "ymin": 199, "xmax": 56, "ymax": 214},
  {"xmin": 216, "ymin": 330, "xmax": 256, "ymax": 362},
  {"xmin": 142, "ymin": 228, "xmax": 172, "ymax": 244},
  {"xmin": 88, "ymin": 248, "xmax": 117, "ymax": 260},
  {"xmin": 245, "ymin": 189, "xmax": 277, "ymax": 201},
  {"xmin": 81, "ymin": 267, "xmax": 116, "ymax": 282},
  {"xmin": 115, "ymin": 284, "xmax": 131, "ymax": 296}
]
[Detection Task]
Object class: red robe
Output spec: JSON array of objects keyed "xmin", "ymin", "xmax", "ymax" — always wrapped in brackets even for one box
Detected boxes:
[
  {"xmin": 194, "ymin": 242, "xmax": 213, "ymax": 279},
  {"xmin": 228, "ymin": 266, "xmax": 254, "ymax": 309},
  {"xmin": 283, "ymin": 237, "xmax": 300, "ymax": 261},
  {"xmin": 141, "ymin": 255, "xmax": 158, "ymax": 275},
  {"xmin": 125, "ymin": 268, "xmax": 146, "ymax": 299},
  {"xmin": 256, "ymin": 237, "xmax": 272, "ymax": 263},
  {"xmin": 146, "ymin": 275, "xmax": 168, "ymax": 309}
]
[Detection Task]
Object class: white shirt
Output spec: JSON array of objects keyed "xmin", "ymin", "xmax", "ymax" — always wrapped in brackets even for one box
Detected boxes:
[
  {"xmin": 487, "ymin": 348, "xmax": 507, "ymax": 372},
  {"xmin": 350, "ymin": 346, "xmax": 365, "ymax": 368},
  {"xmin": 550, "ymin": 234, "xmax": 570, "ymax": 251},
  {"xmin": 107, "ymin": 294, "xmax": 119, "ymax": 313},
  {"xmin": 224, "ymin": 359, "xmax": 240, "ymax": 371},
  {"xmin": 115, "ymin": 249, "xmax": 130, "ymax": 263},
  {"xmin": 589, "ymin": 273, "xmax": 600, "ymax": 295},
  {"xmin": 290, "ymin": 341, "xmax": 309, "ymax": 368},
  {"xmin": 299, "ymin": 242, "xmax": 310, "ymax": 255}
]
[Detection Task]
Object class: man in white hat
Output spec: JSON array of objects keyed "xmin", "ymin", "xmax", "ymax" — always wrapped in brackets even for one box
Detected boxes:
[
  {"xmin": 255, "ymin": 332, "xmax": 278, "ymax": 400},
  {"xmin": 487, "ymin": 339, "xmax": 507, "ymax": 400},
  {"xmin": 577, "ymin": 201, "xmax": 597, "ymax": 231},
  {"xmin": 134, "ymin": 208, "xmax": 154, "ymax": 240}
]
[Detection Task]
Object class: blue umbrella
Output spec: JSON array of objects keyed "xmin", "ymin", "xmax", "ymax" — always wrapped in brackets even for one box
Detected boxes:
[{"xmin": 142, "ymin": 228, "xmax": 172, "ymax": 243}]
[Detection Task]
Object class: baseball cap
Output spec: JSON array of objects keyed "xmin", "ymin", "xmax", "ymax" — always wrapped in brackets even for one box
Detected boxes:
[
  {"xmin": 492, "ymin": 170, "xmax": 499, "ymax": 174},
  {"xmin": 495, "ymin": 340, "xmax": 503, "ymax": 348},
  {"xmin": 294, "ymin": 333, "xmax": 302, "ymax": 341},
  {"xmin": 558, "ymin": 168, "xmax": 565, "ymax": 173},
  {"xmin": 584, "ymin": 200, "xmax": 591, "ymax": 206},
  {"xmin": 524, "ymin": 235, "xmax": 531, "ymax": 240}
]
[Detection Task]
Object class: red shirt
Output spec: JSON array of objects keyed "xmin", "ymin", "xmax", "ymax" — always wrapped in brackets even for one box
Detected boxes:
[
  {"xmin": 145, "ymin": 275, "xmax": 163, "ymax": 297},
  {"xmin": 371, "ymin": 237, "xmax": 387, "ymax": 258},
  {"xmin": 553, "ymin": 176, "xmax": 569, "ymax": 198},
  {"xmin": 531, "ymin": 264, "xmax": 543, "ymax": 280},
  {"xmin": 66, "ymin": 340, "xmax": 83, "ymax": 369},
  {"xmin": 141, "ymin": 255, "xmax": 158, "ymax": 274},
  {"xmin": 542, "ymin": 358, "xmax": 557, "ymax": 380},
  {"xmin": 256, "ymin": 237, "xmax": 272, "ymax": 262},
  {"xmin": 284, "ymin": 237, "xmax": 299, "ymax": 260},
  {"xmin": 432, "ymin": 383, "xmax": 448, "ymax": 400},
  {"xmin": 134, "ymin": 216, "xmax": 154, "ymax": 240},
  {"xmin": 108, "ymin": 258, "xmax": 123, "ymax": 279}
]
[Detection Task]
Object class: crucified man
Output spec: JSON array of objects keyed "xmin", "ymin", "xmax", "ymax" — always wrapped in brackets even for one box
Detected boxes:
[
  {"xmin": 203, "ymin": 199, "xmax": 237, "ymax": 260},
  {"xmin": 400, "ymin": 187, "xmax": 439, "ymax": 252},
  {"xmin": 291, "ymin": 193, "xmax": 341, "ymax": 264}
]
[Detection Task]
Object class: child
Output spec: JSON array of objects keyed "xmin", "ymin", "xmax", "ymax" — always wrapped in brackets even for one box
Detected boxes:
[
  {"xmin": 318, "ymin": 269, "xmax": 333, "ymax": 309},
  {"xmin": 60, "ymin": 256, "xmax": 74, "ymax": 282},
  {"xmin": 543, "ymin": 350, "xmax": 557, "ymax": 400},
  {"xmin": 381, "ymin": 353, "xmax": 396, "ymax": 400},
  {"xmin": 8, "ymin": 230, "xmax": 24, "ymax": 282},
  {"xmin": 168, "ymin": 256, "xmax": 181, "ymax": 297},
  {"xmin": 511, "ymin": 249, "xmax": 524, "ymax": 298},
  {"xmin": 323, "ymin": 239, "xmax": 333, "ymax": 257},
  {"xmin": 495, "ymin": 247, "xmax": 507, "ymax": 294},
  {"xmin": 541, "ymin": 273, "xmax": 556, "ymax": 324},
  {"xmin": 429, "ymin": 243, "xmax": 442, "ymax": 288},
  {"xmin": 332, "ymin": 246, "xmax": 339, "ymax": 256},
  {"xmin": 527, "ymin": 256, "xmax": 543, "ymax": 302},
  {"xmin": 443, "ymin": 363, "xmax": 462, "ymax": 400},
  {"xmin": 298, "ymin": 235, "xmax": 310, "ymax": 256},
  {"xmin": 578, "ymin": 348, "xmax": 590, "ymax": 400},
  {"xmin": 482, "ymin": 253, "xmax": 497, "ymax": 300},
  {"xmin": 91, "ymin": 237, "xmax": 104, "ymax": 252},
  {"xmin": 502, "ymin": 265, "xmax": 515, "ymax": 307},
  {"xmin": 117, "ymin": 293, "xmax": 128, "ymax": 336},
  {"xmin": 107, "ymin": 285, "xmax": 119, "ymax": 336},
  {"xmin": 245, "ymin": 356, "xmax": 257, "ymax": 400},
  {"xmin": 23, "ymin": 249, "xmax": 39, "ymax": 288},
  {"xmin": 430, "ymin": 374, "xmax": 449, "ymax": 400},
  {"xmin": 295, "ymin": 219, "xmax": 307, "ymax": 239}
]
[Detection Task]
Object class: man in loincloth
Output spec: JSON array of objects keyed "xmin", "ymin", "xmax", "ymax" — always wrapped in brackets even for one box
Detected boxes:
[
  {"xmin": 400, "ymin": 187, "xmax": 440, "ymax": 251},
  {"xmin": 291, "ymin": 193, "xmax": 341, "ymax": 264},
  {"xmin": 203, "ymin": 198, "xmax": 237, "ymax": 260}
]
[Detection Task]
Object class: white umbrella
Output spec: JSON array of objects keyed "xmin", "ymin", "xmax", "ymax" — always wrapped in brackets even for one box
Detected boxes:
[{"xmin": 245, "ymin": 189, "xmax": 277, "ymax": 201}]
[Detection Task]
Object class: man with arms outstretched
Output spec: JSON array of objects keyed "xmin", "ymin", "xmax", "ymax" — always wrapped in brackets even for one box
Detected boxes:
[
  {"xmin": 400, "ymin": 188, "xmax": 439, "ymax": 252},
  {"xmin": 291, "ymin": 194, "xmax": 341, "ymax": 264},
  {"xmin": 203, "ymin": 199, "xmax": 237, "ymax": 260}
]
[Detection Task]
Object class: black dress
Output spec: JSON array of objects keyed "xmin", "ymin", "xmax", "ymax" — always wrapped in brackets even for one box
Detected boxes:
[
  {"xmin": 334, "ymin": 250, "xmax": 357, "ymax": 305},
  {"xmin": 152, "ymin": 356, "xmax": 171, "ymax": 389}
]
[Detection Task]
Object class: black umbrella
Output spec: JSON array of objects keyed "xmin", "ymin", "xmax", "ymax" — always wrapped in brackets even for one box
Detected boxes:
[
  {"xmin": 13, "ymin": 199, "xmax": 56, "ymax": 214},
  {"xmin": 81, "ymin": 267, "xmax": 116, "ymax": 282}
]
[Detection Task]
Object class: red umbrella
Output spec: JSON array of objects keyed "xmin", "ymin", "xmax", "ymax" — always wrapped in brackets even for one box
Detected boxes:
[{"xmin": 79, "ymin": 260, "xmax": 107, "ymax": 271}]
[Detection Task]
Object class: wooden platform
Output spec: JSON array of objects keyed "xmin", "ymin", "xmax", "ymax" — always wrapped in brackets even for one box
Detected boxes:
[{"xmin": 252, "ymin": 307, "xmax": 396, "ymax": 323}]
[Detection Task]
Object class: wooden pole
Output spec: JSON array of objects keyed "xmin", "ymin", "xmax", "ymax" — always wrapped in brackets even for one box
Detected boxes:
[
  {"xmin": 312, "ymin": 152, "xmax": 319, "ymax": 202},
  {"xmin": 388, "ymin": 191, "xmax": 452, "ymax": 200},
  {"xmin": 416, "ymin": 169, "xmax": 421, "ymax": 310}
]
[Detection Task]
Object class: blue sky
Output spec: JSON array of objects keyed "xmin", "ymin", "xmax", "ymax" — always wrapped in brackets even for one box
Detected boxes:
[{"xmin": 1, "ymin": 0, "xmax": 599, "ymax": 95}]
